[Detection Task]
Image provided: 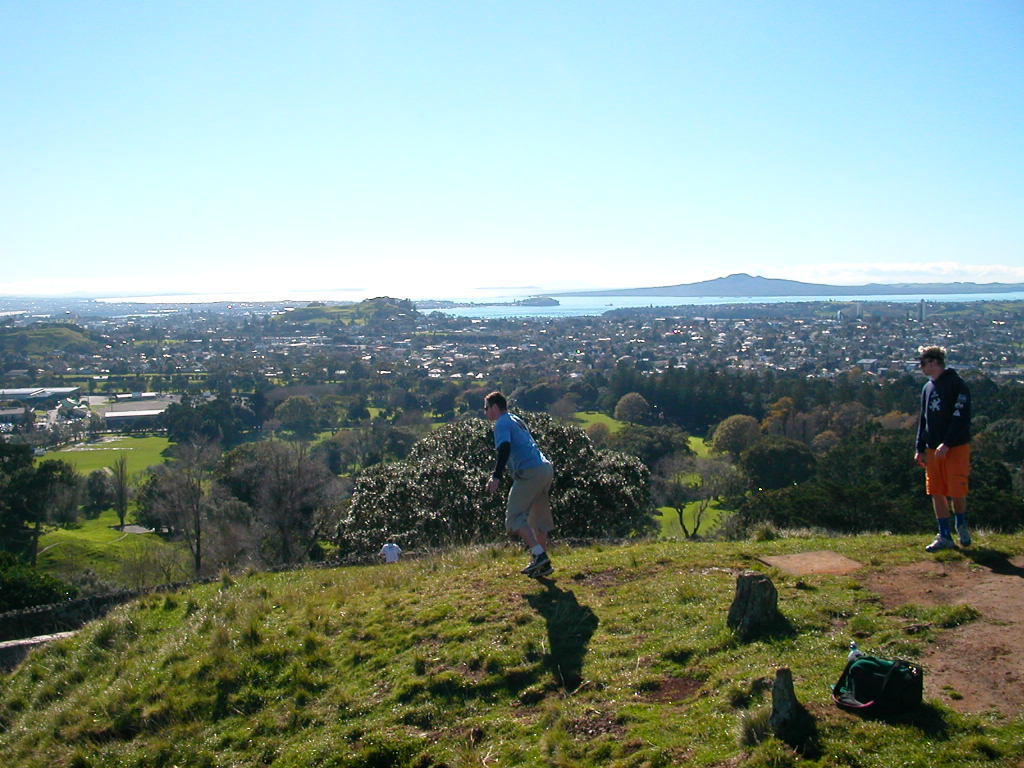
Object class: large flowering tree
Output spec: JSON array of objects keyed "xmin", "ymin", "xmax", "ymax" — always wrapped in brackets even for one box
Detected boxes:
[{"xmin": 339, "ymin": 414, "xmax": 654, "ymax": 554}]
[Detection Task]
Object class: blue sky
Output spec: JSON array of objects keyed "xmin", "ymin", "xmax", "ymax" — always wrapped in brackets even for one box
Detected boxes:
[{"xmin": 2, "ymin": 1, "xmax": 1022, "ymax": 299}]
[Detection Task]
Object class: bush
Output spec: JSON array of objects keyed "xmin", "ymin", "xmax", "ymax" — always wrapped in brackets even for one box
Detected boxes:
[
  {"xmin": 0, "ymin": 552, "xmax": 77, "ymax": 611},
  {"xmin": 339, "ymin": 415, "xmax": 655, "ymax": 554}
]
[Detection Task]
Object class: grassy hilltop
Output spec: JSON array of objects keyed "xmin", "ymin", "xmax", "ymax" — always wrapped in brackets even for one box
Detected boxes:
[
  {"xmin": 2, "ymin": 535, "xmax": 1023, "ymax": 768},
  {"xmin": 0, "ymin": 324, "xmax": 102, "ymax": 356}
]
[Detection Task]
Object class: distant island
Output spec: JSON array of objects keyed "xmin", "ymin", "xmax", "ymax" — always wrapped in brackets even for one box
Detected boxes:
[
  {"xmin": 514, "ymin": 296, "xmax": 559, "ymax": 306},
  {"xmin": 415, "ymin": 295, "xmax": 559, "ymax": 310},
  {"xmin": 551, "ymin": 273, "xmax": 1024, "ymax": 298}
]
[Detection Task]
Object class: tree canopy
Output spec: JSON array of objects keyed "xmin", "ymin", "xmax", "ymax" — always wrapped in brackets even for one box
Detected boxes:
[
  {"xmin": 734, "ymin": 423, "xmax": 1024, "ymax": 535},
  {"xmin": 0, "ymin": 444, "xmax": 81, "ymax": 562},
  {"xmin": 606, "ymin": 423, "xmax": 693, "ymax": 469},
  {"xmin": 613, "ymin": 392, "xmax": 653, "ymax": 424},
  {"xmin": 711, "ymin": 414, "xmax": 761, "ymax": 459},
  {"xmin": 739, "ymin": 437, "xmax": 817, "ymax": 491}
]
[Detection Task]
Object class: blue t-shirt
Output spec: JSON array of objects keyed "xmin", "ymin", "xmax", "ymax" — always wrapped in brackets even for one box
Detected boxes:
[{"xmin": 493, "ymin": 412, "xmax": 549, "ymax": 474}]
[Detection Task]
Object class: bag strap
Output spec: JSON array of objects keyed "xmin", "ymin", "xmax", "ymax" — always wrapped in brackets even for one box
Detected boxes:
[
  {"xmin": 877, "ymin": 658, "xmax": 919, "ymax": 695},
  {"xmin": 876, "ymin": 658, "xmax": 902, "ymax": 695}
]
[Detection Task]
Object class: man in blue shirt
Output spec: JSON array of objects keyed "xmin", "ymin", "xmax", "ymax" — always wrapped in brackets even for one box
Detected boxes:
[
  {"xmin": 379, "ymin": 541, "xmax": 402, "ymax": 564},
  {"xmin": 484, "ymin": 391, "xmax": 555, "ymax": 577}
]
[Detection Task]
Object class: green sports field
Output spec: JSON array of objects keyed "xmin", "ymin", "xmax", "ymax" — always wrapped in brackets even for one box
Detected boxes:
[
  {"xmin": 573, "ymin": 410, "xmax": 625, "ymax": 433},
  {"xmin": 40, "ymin": 435, "xmax": 171, "ymax": 477}
]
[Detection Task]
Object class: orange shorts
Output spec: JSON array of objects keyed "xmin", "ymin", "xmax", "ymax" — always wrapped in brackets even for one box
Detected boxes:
[{"xmin": 924, "ymin": 444, "xmax": 970, "ymax": 498}]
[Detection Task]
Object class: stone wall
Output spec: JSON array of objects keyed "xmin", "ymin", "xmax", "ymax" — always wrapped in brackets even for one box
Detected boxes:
[{"xmin": 0, "ymin": 591, "xmax": 144, "ymax": 642}]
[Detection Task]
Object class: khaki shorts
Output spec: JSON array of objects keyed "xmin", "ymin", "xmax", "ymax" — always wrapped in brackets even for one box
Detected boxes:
[
  {"xmin": 506, "ymin": 463, "xmax": 554, "ymax": 533},
  {"xmin": 925, "ymin": 444, "xmax": 970, "ymax": 498}
]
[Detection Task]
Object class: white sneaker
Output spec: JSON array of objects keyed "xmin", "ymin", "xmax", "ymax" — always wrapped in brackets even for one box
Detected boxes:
[{"xmin": 925, "ymin": 535, "xmax": 955, "ymax": 553}]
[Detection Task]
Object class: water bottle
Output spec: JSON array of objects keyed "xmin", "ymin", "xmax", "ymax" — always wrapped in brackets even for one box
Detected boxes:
[{"xmin": 848, "ymin": 641, "xmax": 864, "ymax": 662}]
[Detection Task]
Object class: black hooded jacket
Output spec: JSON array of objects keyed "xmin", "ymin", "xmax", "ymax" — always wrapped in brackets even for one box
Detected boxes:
[{"xmin": 916, "ymin": 367, "xmax": 971, "ymax": 453}]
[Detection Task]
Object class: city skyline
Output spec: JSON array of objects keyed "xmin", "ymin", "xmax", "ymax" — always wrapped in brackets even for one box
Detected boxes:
[{"xmin": 2, "ymin": 1, "xmax": 1022, "ymax": 301}]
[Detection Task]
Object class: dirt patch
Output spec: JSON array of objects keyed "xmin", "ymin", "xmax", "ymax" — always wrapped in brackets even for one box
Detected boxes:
[
  {"xmin": 861, "ymin": 554, "xmax": 1024, "ymax": 717},
  {"xmin": 570, "ymin": 567, "xmax": 634, "ymax": 590},
  {"xmin": 643, "ymin": 675, "xmax": 704, "ymax": 703},
  {"xmin": 759, "ymin": 550, "xmax": 863, "ymax": 576},
  {"xmin": 119, "ymin": 525, "xmax": 154, "ymax": 534},
  {"xmin": 565, "ymin": 710, "xmax": 627, "ymax": 739}
]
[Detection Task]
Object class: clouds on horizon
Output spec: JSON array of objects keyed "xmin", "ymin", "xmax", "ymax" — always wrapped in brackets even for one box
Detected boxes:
[
  {"xmin": 2, "ymin": 261, "xmax": 1024, "ymax": 300},
  {"xmin": 771, "ymin": 262, "xmax": 1024, "ymax": 287}
]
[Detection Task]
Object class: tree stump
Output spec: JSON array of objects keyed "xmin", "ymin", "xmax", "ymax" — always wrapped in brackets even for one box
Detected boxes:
[
  {"xmin": 769, "ymin": 666, "xmax": 819, "ymax": 756},
  {"xmin": 769, "ymin": 667, "xmax": 801, "ymax": 735},
  {"xmin": 727, "ymin": 570, "xmax": 781, "ymax": 641}
]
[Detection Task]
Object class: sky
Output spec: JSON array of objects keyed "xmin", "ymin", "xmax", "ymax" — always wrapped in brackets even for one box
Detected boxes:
[{"xmin": 2, "ymin": 1, "xmax": 1023, "ymax": 300}]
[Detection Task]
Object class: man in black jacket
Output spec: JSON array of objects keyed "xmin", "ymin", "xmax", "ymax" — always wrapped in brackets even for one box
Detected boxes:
[{"xmin": 914, "ymin": 346, "xmax": 972, "ymax": 552}]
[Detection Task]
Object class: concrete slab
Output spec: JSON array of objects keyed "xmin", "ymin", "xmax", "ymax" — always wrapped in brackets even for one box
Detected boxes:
[{"xmin": 758, "ymin": 550, "xmax": 863, "ymax": 576}]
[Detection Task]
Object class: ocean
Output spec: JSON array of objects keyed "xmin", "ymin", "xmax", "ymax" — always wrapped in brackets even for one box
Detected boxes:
[
  {"xmin": 91, "ymin": 289, "xmax": 1024, "ymax": 320},
  {"xmin": 427, "ymin": 292, "xmax": 1024, "ymax": 320}
]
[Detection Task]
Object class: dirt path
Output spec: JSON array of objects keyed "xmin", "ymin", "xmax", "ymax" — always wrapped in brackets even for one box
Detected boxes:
[
  {"xmin": 36, "ymin": 524, "xmax": 154, "ymax": 556},
  {"xmin": 861, "ymin": 554, "xmax": 1024, "ymax": 718}
]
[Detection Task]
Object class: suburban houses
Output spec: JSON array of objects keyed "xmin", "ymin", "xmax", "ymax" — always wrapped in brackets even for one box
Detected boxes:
[{"xmin": 1, "ymin": 296, "xmax": 1022, "ymax": 443}]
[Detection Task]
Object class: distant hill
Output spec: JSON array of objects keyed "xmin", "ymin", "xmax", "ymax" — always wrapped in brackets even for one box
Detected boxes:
[
  {"xmin": 0, "ymin": 324, "xmax": 102, "ymax": 355},
  {"xmin": 553, "ymin": 273, "xmax": 1024, "ymax": 298},
  {"xmin": 272, "ymin": 297, "xmax": 419, "ymax": 326}
]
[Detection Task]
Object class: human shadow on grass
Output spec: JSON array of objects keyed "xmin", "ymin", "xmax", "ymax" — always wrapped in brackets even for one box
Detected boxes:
[
  {"xmin": 961, "ymin": 547, "xmax": 1024, "ymax": 578},
  {"xmin": 525, "ymin": 579, "xmax": 599, "ymax": 692}
]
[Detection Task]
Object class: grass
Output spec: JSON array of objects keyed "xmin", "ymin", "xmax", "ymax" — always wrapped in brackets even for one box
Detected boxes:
[
  {"xmin": 3, "ymin": 533, "xmax": 1023, "ymax": 767},
  {"xmin": 656, "ymin": 501, "xmax": 724, "ymax": 538},
  {"xmin": 39, "ymin": 435, "xmax": 172, "ymax": 477},
  {"xmin": 36, "ymin": 509, "xmax": 189, "ymax": 589},
  {"xmin": 574, "ymin": 411, "xmax": 626, "ymax": 433},
  {"xmin": 655, "ymin": 437, "xmax": 717, "ymax": 537},
  {"xmin": 35, "ymin": 437, "xmax": 179, "ymax": 588}
]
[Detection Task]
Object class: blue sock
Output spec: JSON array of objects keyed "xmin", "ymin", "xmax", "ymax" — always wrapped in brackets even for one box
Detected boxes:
[
  {"xmin": 937, "ymin": 518, "xmax": 953, "ymax": 538},
  {"xmin": 955, "ymin": 513, "xmax": 968, "ymax": 532}
]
